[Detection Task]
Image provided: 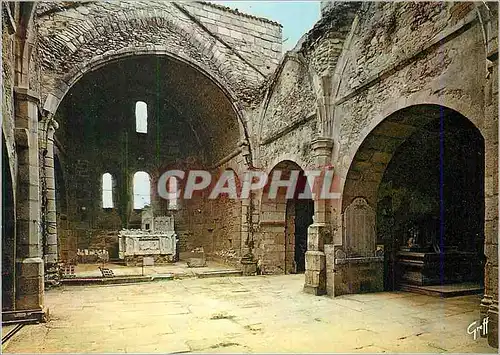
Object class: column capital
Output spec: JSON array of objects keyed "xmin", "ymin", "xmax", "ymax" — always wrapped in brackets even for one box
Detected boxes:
[
  {"xmin": 311, "ymin": 137, "xmax": 334, "ymax": 151},
  {"xmin": 48, "ymin": 119, "xmax": 59, "ymax": 131},
  {"xmin": 40, "ymin": 115, "xmax": 59, "ymax": 132}
]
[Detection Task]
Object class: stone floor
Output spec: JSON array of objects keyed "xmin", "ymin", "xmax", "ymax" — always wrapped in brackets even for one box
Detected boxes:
[
  {"xmin": 3, "ymin": 275, "xmax": 496, "ymax": 353},
  {"xmin": 71, "ymin": 260, "xmax": 236, "ymax": 278}
]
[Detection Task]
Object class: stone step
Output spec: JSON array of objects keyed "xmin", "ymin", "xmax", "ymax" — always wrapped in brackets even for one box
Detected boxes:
[
  {"xmin": 399, "ymin": 282, "xmax": 484, "ymax": 298},
  {"xmin": 60, "ymin": 269, "xmax": 243, "ymax": 286},
  {"xmin": 61, "ymin": 274, "xmax": 174, "ymax": 286},
  {"xmin": 195, "ymin": 270, "xmax": 243, "ymax": 278}
]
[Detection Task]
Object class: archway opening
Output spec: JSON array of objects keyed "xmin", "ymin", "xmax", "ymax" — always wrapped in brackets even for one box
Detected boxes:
[
  {"xmin": 342, "ymin": 105, "xmax": 485, "ymax": 294},
  {"xmin": 259, "ymin": 160, "xmax": 314, "ymax": 274},
  {"xmin": 54, "ymin": 55, "xmax": 244, "ymax": 265}
]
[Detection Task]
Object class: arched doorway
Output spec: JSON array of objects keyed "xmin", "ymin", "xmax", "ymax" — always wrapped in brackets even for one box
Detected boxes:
[
  {"xmin": 54, "ymin": 54, "xmax": 246, "ymax": 262},
  {"xmin": 342, "ymin": 105, "xmax": 485, "ymax": 293},
  {"xmin": 259, "ymin": 160, "xmax": 314, "ymax": 274},
  {"xmin": 2, "ymin": 136, "xmax": 16, "ymax": 310}
]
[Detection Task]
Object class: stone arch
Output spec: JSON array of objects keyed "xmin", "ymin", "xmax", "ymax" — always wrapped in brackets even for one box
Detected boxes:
[
  {"xmin": 474, "ymin": 2, "xmax": 498, "ymax": 58},
  {"xmin": 341, "ymin": 103, "xmax": 484, "ymax": 210},
  {"xmin": 43, "ymin": 50, "xmax": 250, "ymax": 149},
  {"xmin": 339, "ymin": 103, "xmax": 486, "ymax": 292},
  {"xmin": 265, "ymin": 154, "xmax": 311, "ymax": 178},
  {"xmin": 338, "ymin": 92, "xmax": 485, "ymax": 197},
  {"xmin": 255, "ymin": 154, "xmax": 310, "ymax": 215},
  {"xmin": 256, "ymin": 159, "xmax": 314, "ymax": 274},
  {"xmin": 37, "ymin": 4, "xmax": 254, "ymax": 150}
]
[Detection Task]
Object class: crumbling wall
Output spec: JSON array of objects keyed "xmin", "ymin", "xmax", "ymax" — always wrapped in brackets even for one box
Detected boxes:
[
  {"xmin": 249, "ymin": 2, "xmax": 498, "ymax": 298},
  {"xmin": 36, "ymin": 1, "xmax": 282, "ymax": 110},
  {"xmin": 334, "ymin": 2, "xmax": 488, "ymax": 191}
]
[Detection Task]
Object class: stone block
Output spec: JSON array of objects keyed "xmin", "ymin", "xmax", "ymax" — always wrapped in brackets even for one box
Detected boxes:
[
  {"xmin": 304, "ymin": 270, "xmax": 326, "ymax": 295},
  {"xmin": 241, "ymin": 259, "xmax": 257, "ymax": 276},
  {"xmin": 304, "ymin": 250, "xmax": 326, "ymax": 295},
  {"xmin": 187, "ymin": 258, "xmax": 207, "ymax": 268},
  {"xmin": 485, "ymin": 196, "xmax": 498, "ymax": 221},
  {"xmin": 485, "ymin": 174, "xmax": 499, "ymax": 198},
  {"xmin": 16, "ymin": 294, "xmax": 44, "ymax": 311},
  {"xmin": 17, "ymin": 277, "xmax": 44, "ymax": 295},
  {"xmin": 486, "ymin": 265, "xmax": 499, "ymax": 296},
  {"xmin": 16, "ymin": 257, "xmax": 44, "ymax": 278},
  {"xmin": 305, "ymin": 251, "xmax": 326, "ymax": 271},
  {"xmin": 485, "ymin": 220, "xmax": 499, "ymax": 245},
  {"xmin": 485, "ymin": 144, "xmax": 499, "ymax": 171},
  {"xmin": 15, "ymin": 257, "xmax": 44, "ymax": 310},
  {"xmin": 485, "ymin": 244, "xmax": 499, "ymax": 267},
  {"xmin": 217, "ymin": 26, "xmax": 231, "ymax": 37},
  {"xmin": 487, "ymin": 304, "xmax": 499, "ymax": 348},
  {"xmin": 307, "ymin": 224, "xmax": 329, "ymax": 251}
]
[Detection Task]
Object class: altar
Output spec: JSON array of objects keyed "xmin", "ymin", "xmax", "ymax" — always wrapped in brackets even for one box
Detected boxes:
[
  {"xmin": 394, "ymin": 218, "xmax": 481, "ymax": 286},
  {"xmin": 118, "ymin": 211, "xmax": 177, "ymax": 266},
  {"xmin": 396, "ymin": 249, "xmax": 480, "ymax": 285}
]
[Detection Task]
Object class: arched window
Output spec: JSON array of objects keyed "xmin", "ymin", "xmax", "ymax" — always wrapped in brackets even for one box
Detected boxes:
[
  {"xmin": 133, "ymin": 171, "xmax": 151, "ymax": 209},
  {"xmin": 102, "ymin": 173, "xmax": 114, "ymax": 208},
  {"xmin": 135, "ymin": 101, "xmax": 148, "ymax": 134},
  {"xmin": 167, "ymin": 177, "xmax": 179, "ymax": 210}
]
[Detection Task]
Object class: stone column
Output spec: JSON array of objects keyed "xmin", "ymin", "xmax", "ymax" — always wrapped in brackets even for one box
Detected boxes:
[
  {"xmin": 240, "ymin": 142, "xmax": 258, "ymax": 275},
  {"xmin": 480, "ymin": 35, "xmax": 499, "ymax": 347},
  {"xmin": 40, "ymin": 116, "xmax": 59, "ymax": 283},
  {"xmin": 14, "ymin": 86, "xmax": 44, "ymax": 311},
  {"xmin": 480, "ymin": 19, "xmax": 499, "ymax": 348},
  {"xmin": 303, "ymin": 137, "xmax": 334, "ymax": 295}
]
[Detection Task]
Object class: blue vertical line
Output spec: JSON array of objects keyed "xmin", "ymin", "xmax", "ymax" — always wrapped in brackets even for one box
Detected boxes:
[{"xmin": 439, "ymin": 106, "xmax": 445, "ymax": 285}]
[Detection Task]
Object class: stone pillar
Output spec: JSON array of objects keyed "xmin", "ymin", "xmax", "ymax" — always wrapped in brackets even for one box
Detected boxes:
[
  {"xmin": 240, "ymin": 198, "xmax": 251, "ymax": 255},
  {"xmin": 240, "ymin": 141, "xmax": 256, "ymax": 263},
  {"xmin": 40, "ymin": 117, "xmax": 60, "ymax": 283},
  {"xmin": 303, "ymin": 137, "xmax": 334, "ymax": 296},
  {"xmin": 14, "ymin": 86, "xmax": 44, "ymax": 311},
  {"xmin": 481, "ymin": 19, "xmax": 498, "ymax": 348}
]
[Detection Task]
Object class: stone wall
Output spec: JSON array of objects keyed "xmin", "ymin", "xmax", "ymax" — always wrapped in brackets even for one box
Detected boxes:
[
  {"xmin": 481, "ymin": 2, "xmax": 499, "ymax": 347},
  {"xmin": 251, "ymin": 0, "xmax": 497, "ymax": 346},
  {"xmin": 1, "ymin": 2, "xmax": 498, "ymax": 347},
  {"xmin": 36, "ymin": 1, "xmax": 282, "ymax": 114},
  {"xmin": 182, "ymin": 2, "xmax": 282, "ymax": 73},
  {"xmin": 334, "ymin": 2, "xmax": 485, "ymax": 167},
  {"xmin": 2, "ymin": 2, "xmax": 46, "ymax": 313}
]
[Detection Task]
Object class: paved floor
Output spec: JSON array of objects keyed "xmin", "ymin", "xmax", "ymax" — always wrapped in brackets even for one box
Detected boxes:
[{"xmin": 3, "ymin": 275, "xmax": 495, "ymax": 353}]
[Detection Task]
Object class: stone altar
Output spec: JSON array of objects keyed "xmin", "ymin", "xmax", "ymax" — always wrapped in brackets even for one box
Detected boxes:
[{"xmin": 118, "ymin": 214, "xmax": 177, "ymax": 266}]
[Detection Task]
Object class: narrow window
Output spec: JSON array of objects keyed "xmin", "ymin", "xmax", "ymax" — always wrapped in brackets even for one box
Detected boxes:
[
  {"xmin": 135, "ymin": 101, "xmax": 148, "ymax": 133},
  {"xmin": 167, "ymin": 177, "xmax": 179, "ymax": 210},
  {"xmin": 133, "ymin": 171, "xmax": 151, "ymax": 209},
  {"xmin": 102, "ymin": 173, "xmax": 114, "ymax": 208}
]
